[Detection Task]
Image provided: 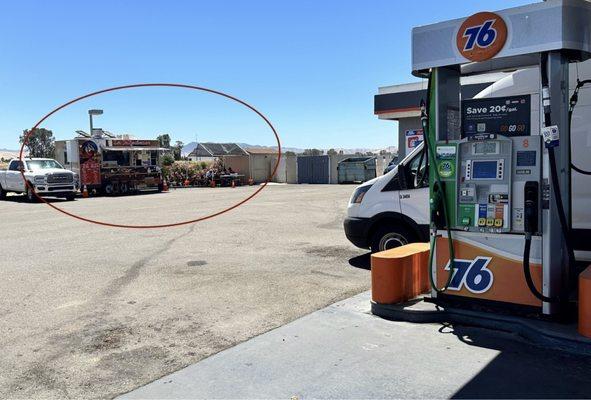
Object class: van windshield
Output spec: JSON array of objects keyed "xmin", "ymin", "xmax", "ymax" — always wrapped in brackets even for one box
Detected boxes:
[{"xmin": 26, "ymin": 160, "xmax": 63, "ymax": 170}]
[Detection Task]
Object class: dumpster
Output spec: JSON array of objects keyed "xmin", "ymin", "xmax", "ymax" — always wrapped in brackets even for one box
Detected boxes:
[{"xmin": 337, "ymin": 157, "xmax": 376, "ymax": 184}]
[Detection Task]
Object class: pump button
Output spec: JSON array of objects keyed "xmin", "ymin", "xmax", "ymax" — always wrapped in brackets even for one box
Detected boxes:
[
  {"xmin": 462, "ymin": 217, "xmax": 471, "ymax": 226},
  {"xmin": 478, "ymin": 218, "xmax": 486, "ymax": 226},
  {"xmin": 486, "ymin": 218, "xmax": 494, "ymax": 227},
  {"xmin": 494, "ymin": 218, "xmax": 503, "ymax": 227}
]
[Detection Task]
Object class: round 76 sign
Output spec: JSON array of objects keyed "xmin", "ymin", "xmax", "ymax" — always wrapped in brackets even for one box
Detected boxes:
[{"xmin": 456, "ymin": 12, "xmax": 508, "ymax": 62}]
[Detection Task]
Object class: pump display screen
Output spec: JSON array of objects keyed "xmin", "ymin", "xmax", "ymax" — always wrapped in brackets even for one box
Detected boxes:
[
  {"xmin": 472, "ymin": 160, "xmax": 498, "ymax": 179},
  {"xmin": 474, "ymin": 142, "xmax": 498, "ymax": 154}
]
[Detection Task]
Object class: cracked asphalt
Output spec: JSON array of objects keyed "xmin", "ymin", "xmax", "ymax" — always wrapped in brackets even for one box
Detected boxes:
[{"xmin": 0, "ymin": 184, "xmax": 370, "ymax": 399}]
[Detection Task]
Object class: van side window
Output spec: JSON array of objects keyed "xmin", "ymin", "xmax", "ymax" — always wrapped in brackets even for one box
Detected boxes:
[
  {"xmin": 407, "ymin": 149, "xmax": 429, "ymax": 189},
  {"xmin": 383, "ymin": 149, "xmax": 428, "ymax": 192},
  {"xmin": 382, "ymin": 174, "xmax": 401, "ymax": 192}
]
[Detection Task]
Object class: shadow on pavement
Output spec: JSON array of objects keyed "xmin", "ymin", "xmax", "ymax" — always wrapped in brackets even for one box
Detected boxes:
[
  {"xmin": 348, "ymin": 252, "xmax": 371, "ymax": 270},
  {"xmin": 445, "ymin": 323, "xmax": 591, "ymax": 398}
]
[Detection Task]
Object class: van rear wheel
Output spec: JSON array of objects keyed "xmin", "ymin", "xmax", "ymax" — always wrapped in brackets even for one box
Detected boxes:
[
  {"xmin": 370, "ymin": 225, "xmax": 412, "ymax": 253},
  {"xmin": 0, "ymin": 184, "xmax": 6, "ymax": 200}
]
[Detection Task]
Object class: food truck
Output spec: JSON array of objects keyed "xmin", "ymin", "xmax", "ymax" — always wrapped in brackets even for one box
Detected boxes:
[{"xmin": 55, "ymin": 132, "xmax": 167, "ymax": 195}]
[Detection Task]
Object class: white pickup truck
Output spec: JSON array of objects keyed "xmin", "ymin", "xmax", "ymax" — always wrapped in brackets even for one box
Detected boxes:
[{"xmin": 0, "ymin": 158, "xmax": 79, "ymax": 202}]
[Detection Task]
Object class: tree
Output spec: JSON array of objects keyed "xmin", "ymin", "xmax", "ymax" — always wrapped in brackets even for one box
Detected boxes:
[
  {"xmin": 284, "ymin": 151, "xmax": 296, "ymax": 156},
  {"xmin": 303, "ymin": 148, "xmax": 323, "ymax": 156},
  {"xmin": 160, "ymin": 153, "xmax": 175, "ymax": 166},
  {"xmin": 173, "ymin": 140, "xmax": 184, "ymax": 161},
  {"xmin": 20, "ymin": 128, "xmax": 55, "ymax": 158},
  {"xmin": 157, "ymin": 134, "xmax": 171, "ymax": 149},
  {"xmin": 327, "ymin": 148, "xmax": 338, "ymax": 155}
]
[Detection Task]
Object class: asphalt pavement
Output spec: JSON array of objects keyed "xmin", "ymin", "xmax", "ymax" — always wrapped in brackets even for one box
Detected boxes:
[{"xmin": 0, "ymin": 184, "xmax": 370, "ymax": 399}]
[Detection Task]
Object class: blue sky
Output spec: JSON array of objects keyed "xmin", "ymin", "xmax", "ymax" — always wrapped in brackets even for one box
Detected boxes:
[{"xmin": 0, "ymin": 0, "xmax": 531, "ymax": 150}]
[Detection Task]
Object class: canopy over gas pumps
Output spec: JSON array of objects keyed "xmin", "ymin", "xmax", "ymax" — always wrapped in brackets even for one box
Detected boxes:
[{"xmin": 411, "ymin": 0, "xmax": 591, "ymax": 76}]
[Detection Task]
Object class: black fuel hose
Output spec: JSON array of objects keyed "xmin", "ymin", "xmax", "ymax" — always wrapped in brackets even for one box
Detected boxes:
[
  {"xmin": 523, "ymin": 234, "xmax": 558, "ymax": 303},
  {"xmin": 524, "ymin": 52, "xmax": 575, "ymax": 304},
  {"xmin": 569, "ymin": 79, "xmax": 591, "ymax": 175}
]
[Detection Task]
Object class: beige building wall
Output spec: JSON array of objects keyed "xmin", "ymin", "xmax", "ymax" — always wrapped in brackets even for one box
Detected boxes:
[
  {"xmin": 269, "ymin": 154, "xmax": 297, "ymax": 183},
  {"xmin": 220, "ymin": 155, "xmax": 250, "ymax": 177},
  {"xmin": 249, "ymin": 154, "xmax": 274, "ymax": 182}
]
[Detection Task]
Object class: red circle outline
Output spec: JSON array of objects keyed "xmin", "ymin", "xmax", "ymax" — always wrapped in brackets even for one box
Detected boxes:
[{"xmin": 19, "ymin": 83, "xmax": 282, "ymax": 229}]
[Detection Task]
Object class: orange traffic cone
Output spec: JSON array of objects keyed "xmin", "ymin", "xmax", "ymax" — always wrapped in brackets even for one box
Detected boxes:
[
  {"xmin": 82, "ymin": 185, "xmax": 89, "ymax": 198},
  {"xmin": 184, "ymin": 179, "xmax": 190, "ymax": 187},
  {"xmin": 248, "ymin": 177, "xmax": 254, "ymax": 186},
  {"xmin": 163, "ymin": 180, "xmax": 169, "ymax": 192},
  {"xmin": 210, "ymin": 179, "xmax": 216, "ymax": 188}
]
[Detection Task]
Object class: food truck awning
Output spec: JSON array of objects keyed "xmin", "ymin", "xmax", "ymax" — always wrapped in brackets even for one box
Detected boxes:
[{"xmin": 102, "ymin": 147, "xmax": 169, "ymax": 152}]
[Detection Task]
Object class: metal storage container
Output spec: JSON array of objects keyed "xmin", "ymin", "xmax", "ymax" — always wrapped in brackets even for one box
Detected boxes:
[{"xmin": 337, "ymin": 156, "xmax": 376, "ymax": 184}]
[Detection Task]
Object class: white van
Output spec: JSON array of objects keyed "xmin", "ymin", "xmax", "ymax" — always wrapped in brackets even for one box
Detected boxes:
[
  {"xmin": 344, "ymin": 143, "xmax": 429, "ymax": 252},
  {"xmin": 345, "ymin": 65, "xmax": 591, "ymax": 256}
]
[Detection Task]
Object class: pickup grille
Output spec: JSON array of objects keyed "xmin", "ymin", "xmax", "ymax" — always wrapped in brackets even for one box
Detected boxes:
[{"xmin": 47, "ymin": 173, "xmax": 73, "ymax": 184}]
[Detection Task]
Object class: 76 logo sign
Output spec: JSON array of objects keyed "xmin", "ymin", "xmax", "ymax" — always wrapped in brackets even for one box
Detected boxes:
[
  {"xmin": 456, "ymin": 12, "xmax": 507, "ymax": 62},
  {"xmin": 462, "ymin": 20, "xmax": 497, "ymax": 51},
  {"xmin": 444, "ymin": 256, "xmax": 494, "ymax": 293}
]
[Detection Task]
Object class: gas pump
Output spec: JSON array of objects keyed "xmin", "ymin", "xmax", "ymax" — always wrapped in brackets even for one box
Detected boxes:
[{"xmin": 412, "ymin": 1, "xmax": 591, "ymax": 317}]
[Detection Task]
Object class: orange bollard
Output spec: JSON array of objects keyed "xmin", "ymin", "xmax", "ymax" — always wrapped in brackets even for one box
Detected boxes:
[
  {"xmin": 82, "ymin": 185, "xmax": 89, "ymax": 198},
  {"xmin": 371, "ymin": 243, "xmax": 430, "ymax": 305},
  {"xmin": 579, "ymin": 266, "xmax": 591, "ymax": 338}
]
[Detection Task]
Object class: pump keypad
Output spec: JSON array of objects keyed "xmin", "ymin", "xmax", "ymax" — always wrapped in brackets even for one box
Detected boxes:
[{"xmin": 457, "ymin": 138, "xmax": 512, "ymax": 233}]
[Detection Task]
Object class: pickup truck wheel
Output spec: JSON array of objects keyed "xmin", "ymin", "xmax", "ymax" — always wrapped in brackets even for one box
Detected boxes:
[
  {"xmin": 25, "ymin": 185, "xmax": 38, "ymax": 203},
  {"xmin": 64, "ymin": 194, "xmax": 76, "ymax": 201},
  {"xmin": 370, "ymin": 225, "xmax": 412, "ymax": 253},
  {"xmin": 0, "ymin": 185, "xmax": 6, "ymax": 200}
]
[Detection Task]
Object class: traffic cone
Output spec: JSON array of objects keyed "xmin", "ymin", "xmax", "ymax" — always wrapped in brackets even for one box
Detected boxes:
[
  {"xmin": 163, "ymin": 180, "xmax": 169, "ymax": 192},
  {"xmin": 184, "ymin": 179, "xmax": 190, "ymax": 187},
  {"xmin": 248, "ymin": 177, "xmax": 254, "ymax": 186},
  {"xmin": 82, "ymin": 185, "xmax": 89, "ymax": 198},
  {"xmin": 210, "ymin": 179, "xmax": 216, "ymax": 188}
]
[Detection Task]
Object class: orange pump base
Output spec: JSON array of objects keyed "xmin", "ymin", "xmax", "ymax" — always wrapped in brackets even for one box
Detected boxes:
[
  {"xmin": 579, "ymin": 266, "xmax": 591, "ymax": 338},
  {"xmin": 371, "ymin": 243, "xmax": 431, "ymax": 305}
]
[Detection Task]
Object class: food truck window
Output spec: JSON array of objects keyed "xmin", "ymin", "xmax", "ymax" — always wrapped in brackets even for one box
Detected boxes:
[
  {"xmin": 151, "ymin": 151, "xmax": 158, "ymax": 166},
  {"xmin": 103, "ymin": 151, "xmax": 130, "ymax": 166}
]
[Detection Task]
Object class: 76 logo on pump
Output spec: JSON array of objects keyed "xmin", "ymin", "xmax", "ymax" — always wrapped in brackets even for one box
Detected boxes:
[
  {"xmin": 444, "ymin": 257, "xmax": 494, "ymax": 294},
  {"xmin": 456, "ymin": 12, "xmax": 507, "ymax": 62}
]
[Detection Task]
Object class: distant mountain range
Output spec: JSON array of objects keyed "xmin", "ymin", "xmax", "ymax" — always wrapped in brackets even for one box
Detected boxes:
[
  {"xmin": 0, "ymin": 148, "xmax": 22, "ymax": 160},
  {"xmin": 181, "ymin": 142, "xmax": 397, "ymax": 157},
  {"xmin": 2, "ymin": 143, "xmax": 398, "ymax": 160}
]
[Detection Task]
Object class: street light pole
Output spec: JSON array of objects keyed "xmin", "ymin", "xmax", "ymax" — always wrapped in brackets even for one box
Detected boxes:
[{"xmin": 88, "ymin": 109, "xmax": 104, "ymax": 137}]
